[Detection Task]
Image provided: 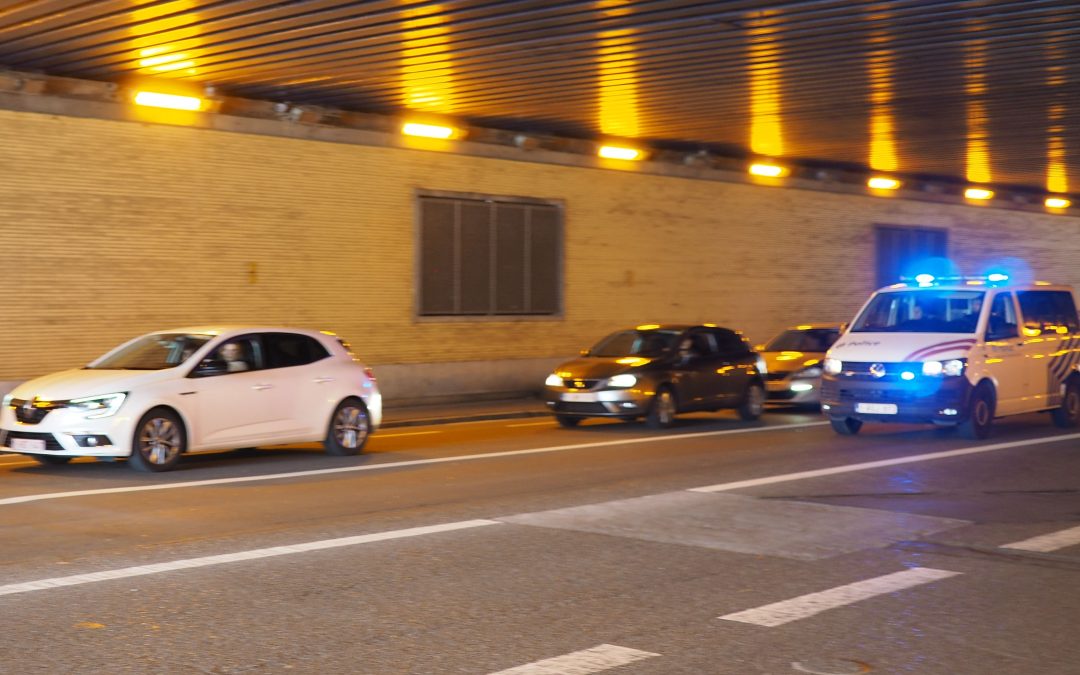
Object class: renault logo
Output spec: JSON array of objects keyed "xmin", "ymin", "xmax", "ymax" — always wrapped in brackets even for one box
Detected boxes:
[{"xmin": 869, "ymin": 363, "xmax": 887, "ymax": 379}]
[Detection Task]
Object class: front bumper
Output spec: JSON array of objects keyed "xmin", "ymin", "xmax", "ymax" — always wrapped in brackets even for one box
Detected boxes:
[
  {"xmin": 766, "ymin": 377, "xmax": 822, "ymax": 404},
  {"xmin": 543, "ymin": 387, "xmax": 652, "ymax": 417},
  {"xmin": 0, "ymin": 406, "xmax": 136, "ymax": 457},
  {"xmin": 820, "ymin": 375, "xmax": 973, "ymax": 424}
]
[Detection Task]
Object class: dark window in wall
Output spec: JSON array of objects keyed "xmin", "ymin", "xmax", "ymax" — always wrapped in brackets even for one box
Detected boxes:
[
  {"xmin": 875, "ymin": 225, "xmax": 948, "ymax": 288},
  {"xmin": 418, "ymin": 193, "xmax": 562, "ymax": 316}
]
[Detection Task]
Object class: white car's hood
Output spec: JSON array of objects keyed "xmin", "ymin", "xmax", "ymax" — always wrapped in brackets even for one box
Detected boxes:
[
  {"xmin": 9, "ymin": 368, "xmax": 176, "ymax": 401},
  {"xmin": 828, "ymin": 333, "xmax": 978, "ymax": 362}
]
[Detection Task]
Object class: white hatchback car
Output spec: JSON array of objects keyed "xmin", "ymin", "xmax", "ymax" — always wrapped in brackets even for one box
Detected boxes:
[{"xmin": 0, "ymin": 327, "xmax": 382, "ymax": 472}]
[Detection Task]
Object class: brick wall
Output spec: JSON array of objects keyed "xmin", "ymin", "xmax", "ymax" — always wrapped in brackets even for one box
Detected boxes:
[{"xmin": 2, "ymin": 107, "xmax": 1078, "ymax": 390}]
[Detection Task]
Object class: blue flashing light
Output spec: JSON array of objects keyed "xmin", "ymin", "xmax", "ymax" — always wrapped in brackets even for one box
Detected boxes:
[
  {"xmin": 901, "ymin": 371, "xmax": 916, "ymax": 381},
  {"xmin": 914, "ymin": 273, "xmax": 935, "ymax": 286},
  {"xmin": 987, "ymin": 273, "xmax": 1009, "ymax": 283}
]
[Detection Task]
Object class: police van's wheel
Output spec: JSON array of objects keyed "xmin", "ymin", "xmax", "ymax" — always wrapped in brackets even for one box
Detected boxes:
[
  {"xmin": 1051, "ymin": 379, "xmax": 1080, "ymax": 428},
  {"xmin": 737, "ymin": 382, "xmax": 766, "ymax": 421},
  {"xmin": 129, "ymin": 409, "xmax": 185, "ymax": 472},
  {"xmin": 829, "ymin": 416, "xmax": 862, "ymax": 435},
  {"xmin": 960, "ymin": 383, "xmax": 995, "ymax": 440},
  {"xmin": 555, "ymin": 415, "xmax": 581, "ymax": 428},
  {"xmin": 646, "ymin": 387, "xmax": 677, "ymax": 429}
]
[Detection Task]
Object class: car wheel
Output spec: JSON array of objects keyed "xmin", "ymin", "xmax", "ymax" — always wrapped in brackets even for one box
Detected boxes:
[
  {"xmin": 646, "ymin": 387, "xmax": 677, "ymax": 429},
  {"xmin": 829, "ymin": 416, "xmax": 863, "ymax": 435},
  {"xmin": 32, "ymin": 455, "xmax": 72, "ymax": 466},
  {"xmin": 555, "ymin": 415, "xmax": 581, "ymax": 428},
  {"xmin": 1051, "ymin": 378, "xmax": 1080, "ymax": 428},
  {"xmin": 960, "ymin": 382, "xmax": 996, "ymax": 440},
  {"xmin": 129, "ymin": 408, "xmax": 185, "ymax": 472},
  {"xmin": 324, "ymin": 398, "xmax": 371, "ymax": 456},
  {"xmin": 737, "ymin": 382, "xmax": 766, "ymax": 421}
]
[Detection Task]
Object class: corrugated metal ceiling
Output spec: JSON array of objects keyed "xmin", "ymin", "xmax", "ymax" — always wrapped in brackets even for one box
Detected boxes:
[{"xmin": 1, "ymin": 0, "xmax": 1077, "ymax": 193}]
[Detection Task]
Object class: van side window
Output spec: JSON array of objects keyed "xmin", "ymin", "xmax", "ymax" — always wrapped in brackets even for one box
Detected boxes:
[
  {"xmin": 1016, "ymin": 291, "xmax": 1080, "ymax": 335},
  {"xmin": 986, "ymin": 293, "xmax": 1018, "ymax": 341}
]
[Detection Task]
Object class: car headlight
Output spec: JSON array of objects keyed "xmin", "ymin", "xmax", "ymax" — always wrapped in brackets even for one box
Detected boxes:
[
  {"xmin": 544, "ymin": 374, "xmax": 563, "ymax": 387},
  {"xmin": 921, "ymin": 359, "xmax": 966, "ymax": 377},
  {"xmin": 2, "ymin": 393, "xmax": 12, "ymax": 408},
  {"xmin": 68, "ymin": 392, "xmax": 127, "ymax": 419},
  {"xmin": 607, "ymin": 374, "xmax": 637, "ymax": 388},
  {"xmin": 795, "ymin": 366, "xmax": 823, "ymax": 379},
  {"xmin": 823, "ymin": 358, "xmax": 842, "ymax": 375}
]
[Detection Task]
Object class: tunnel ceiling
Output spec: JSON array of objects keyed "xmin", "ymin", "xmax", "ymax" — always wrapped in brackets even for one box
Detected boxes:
[{"xmin": 1, "ymin": 0, "xmax": 1078, "ymax": 193}]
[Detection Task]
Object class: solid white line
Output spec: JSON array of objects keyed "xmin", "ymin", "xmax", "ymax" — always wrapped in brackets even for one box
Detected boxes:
[
  {"xmin": 376, "ymin": 430, "xmax": 441, "ymax": 438},
  {"xmin": 719, "ymin": 567, "xmax": 961, "ymax": 627},
  {"xmin": 0, "ymin": 519, "xmax": 499, "ymax": 598},
  {"xmin": 689, "ymin": 431, "xmax": 1080, "ymax": 493},
  {"xmin": 0, "ymin": 421, "xmax": 827, "ymax": 507},
  {"xmin": 488, "ymin": 644, "xmax": 660, "ymax": 675},
  {"xmin": 1002, "ymin": 525, "xmax": 1080, "ymax": 553}
]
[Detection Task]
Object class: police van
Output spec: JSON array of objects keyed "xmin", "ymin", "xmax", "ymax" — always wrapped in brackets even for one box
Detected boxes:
[{"xmin": 821, "ymin": 274, "xmax": 1080, "ymax": 439}]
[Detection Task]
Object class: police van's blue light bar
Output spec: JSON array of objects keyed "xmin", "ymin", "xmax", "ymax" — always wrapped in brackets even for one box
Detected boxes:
[
  {"xmin": 898, "ymin": 273, "xmax": 1011, "ymax": 286},
  {"xmin": 987, "ymin": 273, "xmax": 1009, "ymax": 283}
]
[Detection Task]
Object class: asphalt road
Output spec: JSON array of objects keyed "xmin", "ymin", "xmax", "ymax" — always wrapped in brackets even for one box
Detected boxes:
[{"xmin": 1, "ymin": 407, "xmax": 1078, "ymax": 675}]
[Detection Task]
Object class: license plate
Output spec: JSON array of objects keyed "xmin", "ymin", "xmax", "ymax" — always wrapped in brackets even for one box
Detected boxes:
[
  {"xmin": 855, "ymin": 402, "xmax": 898, "ymax": 415},
  {"xmin": 11, "ymin": 438, "xmax": 46, "ymax": 453},
  {"xmin": 562, "ymin": 392, "xmax": 598, "ymax": 402}
]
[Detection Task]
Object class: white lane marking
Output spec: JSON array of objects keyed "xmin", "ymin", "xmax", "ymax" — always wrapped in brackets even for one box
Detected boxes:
[
  {"xmin": 488, "ymin": 644, "xmax": 660, "ymax": 675},
  {"xmin": 0, "ymin": 519, "xmax": 499, "ymax": 598},
  {"xmin": 375, "ymin": 430, "xmax": 441, "ymax": 438},
  {"xmin": 505, "ymin": 421, "xmax": 556, "ymax": 427},
  {"xmin": 0, "ymin": 421, "xmax": 826, "ymax": 507},
  {"xmin": 690, "ymin": 431, "xmax": 1080, "ymax": 493},
  {"xmin": 719, "ymin": 567, "xmax": 960, "ymax": 627},
  {"xmin": 1002, "ymin": 525, "xmax": 1080, "ymax": 552}
]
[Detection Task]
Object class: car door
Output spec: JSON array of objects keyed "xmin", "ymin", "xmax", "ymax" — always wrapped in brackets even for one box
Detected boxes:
[
  {"xmin": 668, "ymin": 330, "xmax": 717, "ymax": 411},
  {"xmin": 711, "ymin": 328, "xmax": 755, "ymax": 405},
  {"xmin": 262, "ymin": 332, "xmax": 336, "ymax": 437},
  {"xmin": 980, "ymin": 291, "xmax": 1028, "ymax": 415},
  {"xmin": 188, "ymin": 335, "xmax": 286, "ymax": 448},
  {"xmin": 1015, "ymin": 290, "xmax": 1080, "ymax": 411}
]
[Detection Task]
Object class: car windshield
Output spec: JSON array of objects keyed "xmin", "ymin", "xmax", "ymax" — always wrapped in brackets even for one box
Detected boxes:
[
  {"xmin": 589, "ymin": 329, "xmax": 681, "ymax": 357},
  {"xmin": 89, "ymin": 333, "xmax": 214, "ymax": 370},
  {"xmin": 852, "ymin": 291, "xmax": 985, "ymax": 333},
  {"xmin": 765, "ymin": 329, "xmax": 840, "ymax": 352}
]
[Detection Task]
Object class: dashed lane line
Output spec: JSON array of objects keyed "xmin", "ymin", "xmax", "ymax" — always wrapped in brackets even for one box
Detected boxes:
[
  {"xmin": 487, "ymin": 644, "xmax": 660, "ymax": 674},
  {"xmin": 0, "ymin": 421, "xmax": 826, "ymax": 507},
  {"xmin": 1002, "ymin": 525, "xmax": 1080, "ymax": 553},
  {"xmin": 719, "ymin": 567, "xmax": 961, "ymax": 627},
  {"xmin": 689, "ymin": 431, "xmax": 1080, "ymax": 493},
  {"xmin": 0, "ymin": 519, "xmax": 500, "ymax": 597}
]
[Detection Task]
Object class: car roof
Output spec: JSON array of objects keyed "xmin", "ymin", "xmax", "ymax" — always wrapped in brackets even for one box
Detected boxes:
[
  {"xmin": 150, "ymin": 326, "xmax": 335, "ymax": 339},
  {"xmin": 784, "ymin": 323, "xmax": 843, "ymax": 330},
  {"xmin": 629, "ymin": 323, "xmax": 730, "ymax": 331}
]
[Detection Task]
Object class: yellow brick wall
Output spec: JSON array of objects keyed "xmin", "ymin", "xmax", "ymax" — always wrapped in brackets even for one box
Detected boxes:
[{"xmin": 1, "ymin": 107, "xmax": 1078, "ymax": 380}]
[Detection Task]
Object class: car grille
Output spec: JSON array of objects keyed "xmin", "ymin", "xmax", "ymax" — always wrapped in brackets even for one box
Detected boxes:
[
  {"xmin": 564, "ymin": 379, "xmax": 601, "ymax": 390},
  {"xmin": 1, "ymin": 430, "xmax": 65, "ymax": 451},
  {"xmin": 553, "ymin": 402, "xmax": 609, "ymax": 414},
  {"xmin": 838, "ymin": 362, "xmax": 917, "ymax": 382},
  {"xmin": 11, "ymin": 399, "xmax": 66, "ymax": 425}
]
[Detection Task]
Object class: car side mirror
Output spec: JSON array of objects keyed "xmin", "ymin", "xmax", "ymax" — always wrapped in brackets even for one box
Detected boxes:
[{"xmin": 190, "ymin": 358, "xmax": 227, "ymax": 378}]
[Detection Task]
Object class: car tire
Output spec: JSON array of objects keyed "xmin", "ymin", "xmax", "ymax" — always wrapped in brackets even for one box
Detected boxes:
[
  {"xmin": 32, "ymin": 455, "xmax": 72, "ymax": 466},
  {"xmin": 1051, "ymin": 378, "xmax": 1080, "ymax": 428},
  {"xmin": 960, "ymin": 382, "xmax": 996, "ymax": 440},
  {"xmin": 324, "ymin": 398, "xmax": 371, "ymax": 456},
  {"xmin": 737, "ymin": 382, "xmax": 766, "ymax": 421},
  {"xmin": 129, "ymin": 408, "xmax": 185, "ymax": 472},
  {"xmin": 646, "ymin": 387, "xmax": 677, "ymax": 429},
  {"xmin": 555, "ymin": 415, "xmax": 581, "ymax": 428},
  {"xmin": 829, "ymin": 416, "xmax": 863, "ymax": 435}
]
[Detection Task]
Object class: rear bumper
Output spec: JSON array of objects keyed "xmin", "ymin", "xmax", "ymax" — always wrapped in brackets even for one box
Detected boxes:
[{"xmin": 820, "ymin": 375, "xmax": 973, "ymax": 424}]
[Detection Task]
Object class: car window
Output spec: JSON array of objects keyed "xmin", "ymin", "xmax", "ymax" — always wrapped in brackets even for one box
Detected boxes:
[
  {"xmin": 712, "ymin": 328, "xmax": 750, "ymax": 355},
  {"xmin": 89, "ymin": 333, "xmax": 213, "ymax": 370},
  {"xmin": 1016, "ymin": 291, "xmax": 1080, "ymax": 335},
  {"xmin": 264, "ymin": 333, "xmax": 330, "ymax": 369},
  {"xmin": 764, "ymin": 329, "xmax": 840, "ymax": 352},
  {"xmin": 986, "ymin": 293, "xmax": 1019, "ymax": 340},
  {"xmin": 589, "ymin": 330, "xmax": 680, "ymax": 357},
  {"xmin": 852, "ymin": 290, "xmax": 984, "ymax": 333},
  {"xmin": 204, "ymin": 336, "xmax": 262, "ymax": 375}
]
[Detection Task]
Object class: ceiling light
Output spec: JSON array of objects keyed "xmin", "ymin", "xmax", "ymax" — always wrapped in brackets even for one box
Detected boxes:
[
  {"xmin": 402, "ymin": 122, "xmax": 457, "ymax": 139},
  {"xmin": 749, "ymin": 162, "xmax": 788, "ymax": 177},
  {"xmin": 598, "ymin": 145, "xmax": 642, "ymax": 160},
  {"xmin": 964, "ymin": 187, "xmax": 994, "ymax": 201},
  {"xmin": 1045, "ymin": 196, "xmax": 1071, "ymax": 209},
  {"xmin": 133, "ymin": 91, "xmax": 203, "ymax": 111},
  {"xmin": 868, "ymin": 176, "xmax": 901, "ymax": 190}
]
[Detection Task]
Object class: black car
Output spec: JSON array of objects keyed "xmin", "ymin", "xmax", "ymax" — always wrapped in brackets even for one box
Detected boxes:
[{"xmin": 543, "ymin": 324, "xmax": 767, "ymax": 428}]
